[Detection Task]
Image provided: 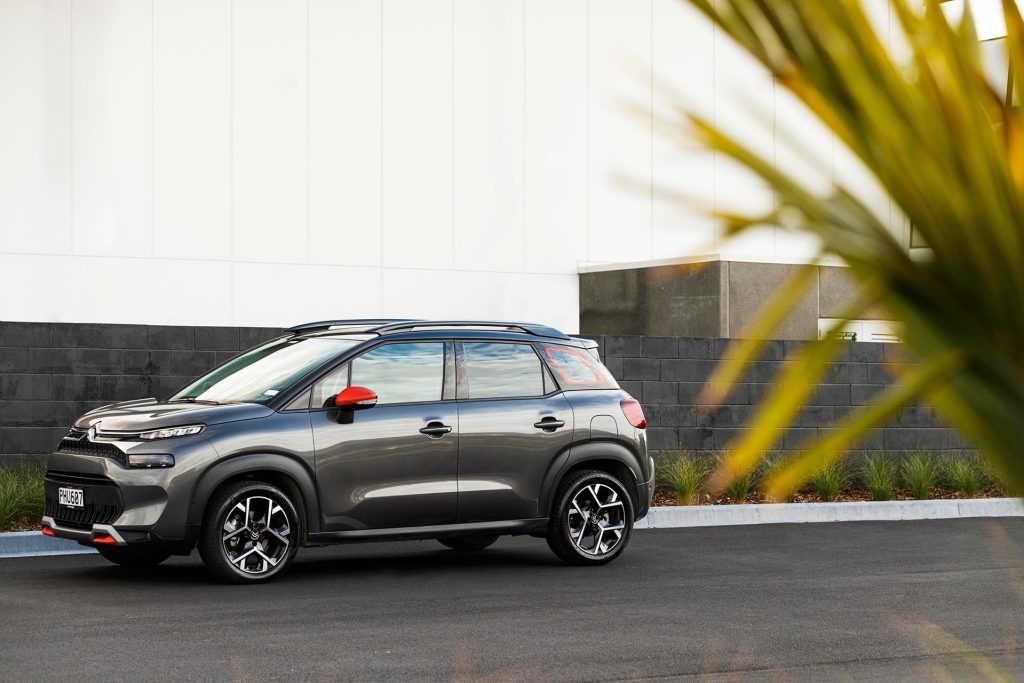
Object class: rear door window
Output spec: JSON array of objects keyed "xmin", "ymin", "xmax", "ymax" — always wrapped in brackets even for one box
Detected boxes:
[
  {"xmin": 540, "ymin": 344, "xmax": 618, "ymax": 390},
  {"xmin": 461, "ymin": 342, "xmax": 545, "ymax": 399}
]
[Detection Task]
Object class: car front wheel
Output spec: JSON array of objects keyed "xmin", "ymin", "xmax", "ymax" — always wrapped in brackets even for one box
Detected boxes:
[
  {"xmin": 198, "ymin": 480, "xmax": 300, "ymax": 583},
  {"xmin": 546, "ymin": 470, "xmax": 634, "ymax": 566}
]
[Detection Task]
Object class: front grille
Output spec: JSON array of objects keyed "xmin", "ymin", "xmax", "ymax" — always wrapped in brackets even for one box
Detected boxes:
[
  {"xmin": 44, "ymin": 471, "xmax": 123, "ymax": 528},
  {"xmin": 57, "ymin": 434, "xmax": 128, "ymax": 467}
]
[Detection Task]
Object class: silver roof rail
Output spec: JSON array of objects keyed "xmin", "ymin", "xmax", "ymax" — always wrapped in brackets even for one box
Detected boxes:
[
  {"xmin": 288, "ymin": 319, "xmax": 420, "ymax": 334},
  {"xmin": 369, "ymin": 320, "xmax": 570, "ymax": 340}
]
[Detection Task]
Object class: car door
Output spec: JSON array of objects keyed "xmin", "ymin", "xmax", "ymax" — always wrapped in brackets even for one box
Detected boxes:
[
  {"xmin": 311, "ymin": 341, "xmax": 458, "ymax": 531},
  {"xmin": 454, "ymin": 341, "xmax": 574, "ymax": 523}
]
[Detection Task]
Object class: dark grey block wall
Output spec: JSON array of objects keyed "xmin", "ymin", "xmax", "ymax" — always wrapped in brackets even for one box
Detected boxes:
[
  {"xmin": 0, "ymin": 321, "xmax": 968, "ymax": 461},
  {"xmin": 0, "ymin": 321, "xmax": 283, "ymax": 457},
  {"xmin": 590, "ymin": 334, "xmax": 970, "ymax": 459}
]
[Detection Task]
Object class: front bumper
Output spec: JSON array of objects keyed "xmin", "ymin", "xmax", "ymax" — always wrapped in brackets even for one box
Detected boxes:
[
  {"xmin": 41, "ymin": 516, "xmax": 128, "ymax": 546},
  {"xmin": 43, "ymin": 452, "xmax": 193, "ymax": 553}
]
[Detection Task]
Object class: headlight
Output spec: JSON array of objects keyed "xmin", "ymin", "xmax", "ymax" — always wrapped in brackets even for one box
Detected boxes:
[
  {"xmin": 138, "ymin": 425, "xmax": 204, "ymax": 440},
  {"xmin": 128, "ymin": 453, "xmax": 175, "ymax": 469}
]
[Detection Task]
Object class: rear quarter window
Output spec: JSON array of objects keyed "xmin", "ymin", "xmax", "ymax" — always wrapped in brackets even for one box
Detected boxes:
[{"xmin": 540, "ymin": 344, "xmax": 619, "ymax": 390}]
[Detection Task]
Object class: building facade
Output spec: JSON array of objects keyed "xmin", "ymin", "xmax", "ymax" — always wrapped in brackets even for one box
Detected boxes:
[{"xmin": 1, "ymin": 0, "xmax": 922, "ymax": 336}]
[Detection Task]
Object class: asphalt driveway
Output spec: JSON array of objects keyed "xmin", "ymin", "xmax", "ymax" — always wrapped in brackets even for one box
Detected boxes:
[{"xmin": 2, "ymin": 518, "xmax": 1022, "ymax": 681}]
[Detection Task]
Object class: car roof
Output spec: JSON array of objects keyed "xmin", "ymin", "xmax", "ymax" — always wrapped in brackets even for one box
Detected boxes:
[{"xmin": 287, "ymin": 319, "xmax": 596, "ymax": 348}]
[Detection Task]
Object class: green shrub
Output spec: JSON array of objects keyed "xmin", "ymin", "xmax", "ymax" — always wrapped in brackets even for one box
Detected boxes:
[
  {"xmin": 809, "ymin": 461, "xmax": 849, "ymax": 502},
  {"xmin": 982, "ymin": 459, "xmax": 1016, "ymax": 496},
  {"xmin": 0, "ymin": 465, "xmax": 45, "ymax": 531},
  {"xmin": 758, "ymin": 455, "xmax": 797, "ymax": 502},
  {"xmin": 724, "ymin": 471, "xmax": 754, "ymax": 504},
  {"xmin": 902, "ymin": 453, "xmax": 939, "ymax": 500},
  {"xmin": 661, "ymin": 453, "xmax": 712, "ymax": 505},
  {"xmin": 860, "ymin": 456, "xmax": 899, "ymax": 501},
  {"xmin": 941, "ymin": 455, "xmax": 987, "ymax": 498}
]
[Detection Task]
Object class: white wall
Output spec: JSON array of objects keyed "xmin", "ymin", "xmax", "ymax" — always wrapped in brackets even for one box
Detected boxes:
[{"xmin": 0, "ymin": 0, "xmax": 901, "ymax": 330}]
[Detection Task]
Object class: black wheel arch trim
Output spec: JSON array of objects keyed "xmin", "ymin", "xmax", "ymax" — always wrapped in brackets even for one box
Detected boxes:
[
  {"xmin": 187, "ymin": 453, "xmax": 320, "ymax": 540},
  {"xmin": 539, "ymin": 440, "xmax": 644, "ymax": 518}
]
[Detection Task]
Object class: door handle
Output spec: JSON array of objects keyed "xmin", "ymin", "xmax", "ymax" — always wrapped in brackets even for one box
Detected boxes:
[
  {"xmin": 533, "ymin": 418, "xmax": 565, "ymax": 431},
  {"xmin": 419, "ymin": 422, "xmax": 452, "ymax": 438}
]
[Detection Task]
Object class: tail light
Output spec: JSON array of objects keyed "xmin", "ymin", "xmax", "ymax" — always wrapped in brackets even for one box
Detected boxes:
[
  {"xmin": 92, "ymin": 532, "xmax": 118, "ymax": 545},
  {"xmin": 41, "ymin": 525, "xmax": 56, "ymax": 537},
  {"xmin": 620, "ymin": 399, "xmax": 647, "ymax": 429}
]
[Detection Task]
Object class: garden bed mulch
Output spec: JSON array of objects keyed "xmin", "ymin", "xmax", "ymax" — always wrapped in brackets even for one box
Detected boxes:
[
  {"xmin": 651, "ymin": 486, "xmax": 1009, "ymax": 507},
  {"xmin": 5, "ymin": 517, "xmax": 43, "ymax": 532}
]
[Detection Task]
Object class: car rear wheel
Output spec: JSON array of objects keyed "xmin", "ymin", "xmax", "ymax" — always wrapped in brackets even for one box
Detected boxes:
[
  {"xmin": 438, "ymin": 535, "xmax": 499, "ymax": 551},
  {"xmin": 198, "ymin": 480, "xmax": 300, "ymax": 583},
  {"xmin": 97, "ymin": 547, "xmax": 172, "ymax": 568},
  {"xmin": 546, "ymin": 470, "xmax": 634, "ymax": 566}
]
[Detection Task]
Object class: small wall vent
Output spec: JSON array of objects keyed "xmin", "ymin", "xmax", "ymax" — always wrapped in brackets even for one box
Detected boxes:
[{"xmin": 818, "ymin": 318, "xmax": 902, "ymax": 344}]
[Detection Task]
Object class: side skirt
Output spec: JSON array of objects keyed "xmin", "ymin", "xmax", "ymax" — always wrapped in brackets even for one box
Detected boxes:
[{"xmin": 306, "ymin": 518, "xmax": 548, "ymax": 546}]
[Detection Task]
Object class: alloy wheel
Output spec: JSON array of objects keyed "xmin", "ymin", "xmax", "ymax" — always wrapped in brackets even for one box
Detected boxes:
[
  {"xmin": 221, "ymin": 495, "xmax": 291, "ymax": 576},
  {"xmin": 566, "ymin": 483, "xmax": 626, "ymax": 557}
]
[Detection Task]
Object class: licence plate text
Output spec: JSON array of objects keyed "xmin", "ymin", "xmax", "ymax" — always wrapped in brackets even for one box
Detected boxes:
[{"xmin": 58, "ymin": 487, "xmax": 84, "ymax": 508}]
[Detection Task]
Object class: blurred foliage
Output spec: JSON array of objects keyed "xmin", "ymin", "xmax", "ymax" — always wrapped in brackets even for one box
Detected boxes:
[{"xmin": 665, "ymin": 0, "xmax": 1024, "ymax": 499}]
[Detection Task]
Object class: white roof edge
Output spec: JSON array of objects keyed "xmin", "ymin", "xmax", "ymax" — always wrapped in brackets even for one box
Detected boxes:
[{"xmin": 576, "ymin": 253, "xmax": 847, "ymax": 274}]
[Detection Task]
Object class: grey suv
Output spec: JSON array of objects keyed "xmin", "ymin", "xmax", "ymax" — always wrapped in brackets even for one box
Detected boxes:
[{"xmin": 43, "ymin": 320, "xmax": 652, "ymax": 582}]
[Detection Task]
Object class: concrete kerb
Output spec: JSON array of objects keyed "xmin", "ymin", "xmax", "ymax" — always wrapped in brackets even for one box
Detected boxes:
[
  {"xmin": 2, "ymin": 498, "xmax": 1021, "ymax": 558},
  {"xmin": 0, "ymin": 531, "xmax": 95, "ymax": 559},
  {"xmin": 634, "ymin": 497, "xmax": 1024, "ymax": 529}
]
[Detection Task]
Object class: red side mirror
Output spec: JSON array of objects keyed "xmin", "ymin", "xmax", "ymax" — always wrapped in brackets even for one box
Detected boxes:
[{"xmin": 334, "ymin": 386, "xmax": 378, "ymax": 409}]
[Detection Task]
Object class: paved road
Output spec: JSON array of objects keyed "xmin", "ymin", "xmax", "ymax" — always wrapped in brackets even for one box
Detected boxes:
[{"xmin": 2, "ymin": 519, "xmax": 1023, "ymax": 682}]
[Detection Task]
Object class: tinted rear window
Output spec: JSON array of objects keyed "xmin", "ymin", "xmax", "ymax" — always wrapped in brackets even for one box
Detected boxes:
[{"xmin": 540, "ymin": 344, "xmax": 618, "ymax": 390}]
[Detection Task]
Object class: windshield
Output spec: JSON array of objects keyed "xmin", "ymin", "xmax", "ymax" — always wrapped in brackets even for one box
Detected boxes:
[{"xmin": 172, "ymin": 337, "xmax": 362, "ymax": 405}]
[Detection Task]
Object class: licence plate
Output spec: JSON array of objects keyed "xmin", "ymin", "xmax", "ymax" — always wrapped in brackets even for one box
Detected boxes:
[{"xmin": 58, "ymin": 487, "xmax": 84, "ymax": 508}]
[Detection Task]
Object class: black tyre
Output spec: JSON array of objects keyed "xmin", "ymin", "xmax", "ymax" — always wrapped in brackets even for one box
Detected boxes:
[
  {"xmin": 438, "ymin": 535, "xmax": 499, "ymax": 551},
  {"xmin": 97, "ymin": 547, "xmax": 172, "ymax": 568},
  {"xmin": 198, "ymin": 480, "xmax": 300, "ymax": 583},
  {"xmin": 546, "ymin": 470, "xmax": 634, "ymax": 566}
]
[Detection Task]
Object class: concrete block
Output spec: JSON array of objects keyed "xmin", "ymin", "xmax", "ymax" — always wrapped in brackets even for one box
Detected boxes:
[
  {"xmin": 1, "ymin": 375, "xmax": 51, "ymax": 401},
  {"xmin": 27, "ymin": 348, "xmax": 75, "ymax": 374},
  {"xmin": 622, "ymin": 358, "xmax": 660, "ymax": 381},
  {"xmin": 883, "ymin": 428, "xmax": 947, "ymax": 451},
  {"xmin": 1, "ymin": 322, "xmax": 52, "ymax": 347},
  {"xmin": 867, "ymin": 363, "xmax": 893, "ymax": 385},
  {"xmin": 239, "ymin": 327, "xmax": 285, "ymax": 349},
  {"xmin": 76, "ymin": 349, "xmax": 123, "ymax": 375},
  {"xmin": 678, "ymin": 338, "xmax": 715, "ymax": 359},
  {"xmin": 123, "ymin": 350, "xmax": 170, "ymax": 376},
  {"xmin": 52, "ymin": 323, "xmax": 148, "ymax": 349},
  {"xmin": 645, "ymin": 427, "xmax": 679, "ymax": 451},
  {"xmin": 148, "ymin": 325, "xmax": 194, "ymax": 351},
  {"xmin": 1, "ymin": 427, "xmax": 57, "ymax": 455},
  {"xmin": 661, "ymin": 359, "xmax": 716, "ymax": 383},
  {"xmin": 642, "ymin": 336, "xmax": 677, "ymax": 358},
  {"xmin": 52, "ymin": 375, "xmax": 103, "ymax": 402},
  {"xmin": 641, "ymin": 381, "xmax": 678, "ymax": 404},
  {"xmin": 603, "ymin": 335, "xmax": 643, "ymax": 358},
  {"xmin": 195, "ymin": 326, "xmax": 240, "ymax": 351},
  {"xmin": 799, "ymin": 406, "xmax": 834, "ymax": 427},
  {"xmin": 0, "ymin": 348, "xmax": 29, "ymax": 373},
  {"xmin": 169, "ymin": 351, "xmax": 218, "ymax": 378},
  {"xmin": 814, "ymin": 384, "xmax": 851, "ymax": 406}
]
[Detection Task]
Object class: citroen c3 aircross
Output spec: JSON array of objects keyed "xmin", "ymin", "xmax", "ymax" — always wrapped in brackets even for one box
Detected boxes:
[{"xmin": 43, "ymin": 320, "xmax": 653, "ymax": 583}]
